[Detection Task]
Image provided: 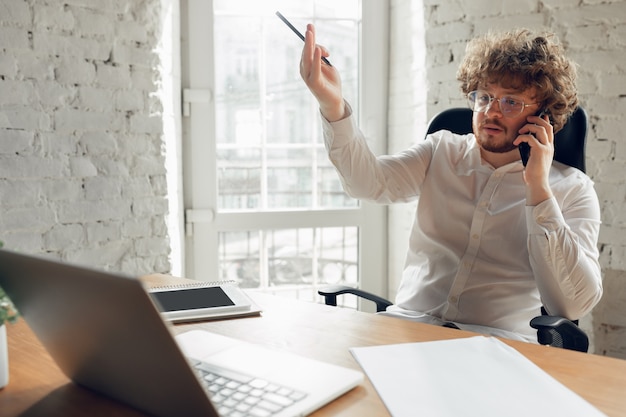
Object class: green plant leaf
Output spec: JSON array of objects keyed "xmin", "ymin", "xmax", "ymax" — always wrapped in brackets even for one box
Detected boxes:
[{"xmin": 0, "ymin": 241, "xmax": 20, "ymax": 325}]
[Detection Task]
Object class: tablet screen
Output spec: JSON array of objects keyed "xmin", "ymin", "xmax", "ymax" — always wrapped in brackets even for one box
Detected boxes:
[{"xmin": 150, "ymin": 287, "xmax": 235, "ymax": 312}]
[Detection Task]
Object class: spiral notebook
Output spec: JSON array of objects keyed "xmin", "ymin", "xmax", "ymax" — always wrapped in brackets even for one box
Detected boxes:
[{"xmin": 148, "ymin": 281, "xmax": 262, "ymax": 323}]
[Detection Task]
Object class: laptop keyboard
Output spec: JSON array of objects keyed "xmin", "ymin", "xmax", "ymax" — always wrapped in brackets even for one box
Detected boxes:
[{"xmin": 193, "ymin": 360, "xmax": 309, "ymax": 417}]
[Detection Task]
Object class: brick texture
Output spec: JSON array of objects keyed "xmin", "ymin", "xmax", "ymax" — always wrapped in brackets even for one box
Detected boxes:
[{"xmin": 0, "ymin": 0, "xmax": 170, "ymax": 275}]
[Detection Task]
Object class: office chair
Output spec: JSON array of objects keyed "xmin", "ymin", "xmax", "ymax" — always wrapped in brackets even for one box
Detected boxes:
[{"xmin": 319, "ymin": 106, "xmax": 590, "ymax": 352}]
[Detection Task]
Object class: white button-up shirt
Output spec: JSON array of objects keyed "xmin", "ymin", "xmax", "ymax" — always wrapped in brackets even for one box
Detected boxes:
[{"xmin": 322, "ymin": 110, "xmax": 602, "ymax": 342}]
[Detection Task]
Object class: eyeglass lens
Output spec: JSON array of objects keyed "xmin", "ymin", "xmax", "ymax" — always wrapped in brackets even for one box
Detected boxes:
[{"xmin": 468, "ymin": 91, "xmax": 525, "ymax": 117}]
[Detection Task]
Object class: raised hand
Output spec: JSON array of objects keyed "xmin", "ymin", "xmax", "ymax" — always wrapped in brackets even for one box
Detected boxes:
[{"xmin": 300, "ymin": 24, "xmax": 346, "ymax": 122}]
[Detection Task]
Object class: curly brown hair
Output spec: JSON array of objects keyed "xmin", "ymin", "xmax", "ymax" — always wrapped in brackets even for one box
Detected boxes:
[{"xmin": 456, "ymin": 29, "xmax": 578, "ymax": 132}]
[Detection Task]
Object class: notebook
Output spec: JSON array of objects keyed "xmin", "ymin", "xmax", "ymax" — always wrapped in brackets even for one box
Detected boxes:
[{"xmin": 0, "ymin": 249, "xmax": 363, "ymax": 417}]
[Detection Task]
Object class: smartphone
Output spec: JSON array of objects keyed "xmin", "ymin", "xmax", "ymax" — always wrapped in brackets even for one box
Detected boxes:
[
  {"xmin": 519, "ymin": 142, "xmax": 531, "ymax": 167},
  {"xmin": 275, "ymin": 11, "xmax": 332, "ymax": 66},
  {"xmin": 519, "ymin": 109, "xmax": 548, "ymax": 167}
]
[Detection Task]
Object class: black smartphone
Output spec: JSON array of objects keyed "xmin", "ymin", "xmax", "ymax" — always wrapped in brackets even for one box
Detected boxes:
[
  {"xmin": 519, "ymin": 142, "xmax": 531, "ymax": 167},
  {"xmin": 519, "ymin": 109, "xmax": 547, "ymax": 167}
]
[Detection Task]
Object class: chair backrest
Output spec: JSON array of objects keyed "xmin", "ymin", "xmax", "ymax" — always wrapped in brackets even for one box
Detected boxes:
[{"xmin": 426, "ymin": 107, "xmax": 588, "ymax": 172}]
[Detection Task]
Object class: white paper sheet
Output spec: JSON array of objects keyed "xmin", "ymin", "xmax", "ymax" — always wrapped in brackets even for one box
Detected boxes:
[{"xmin": 350, "ymin": 336, "xmax": 606, "ymax": 417}]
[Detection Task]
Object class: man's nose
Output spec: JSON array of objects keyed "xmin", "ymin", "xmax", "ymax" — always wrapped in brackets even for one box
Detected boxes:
[{"xmin": 484, "ymin": 99, "xmax": 503, "ymax": 117}]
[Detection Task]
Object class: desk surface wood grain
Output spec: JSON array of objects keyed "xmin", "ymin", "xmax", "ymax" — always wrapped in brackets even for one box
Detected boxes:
[{"xmin": 2, "ymin": 275, "xmax": 626, "ymax": 417}]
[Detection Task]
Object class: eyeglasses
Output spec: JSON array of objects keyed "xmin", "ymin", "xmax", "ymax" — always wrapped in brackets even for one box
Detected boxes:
[{"xmin": 467, "ymin": 90, "xmax": 538, "ymax": 118}]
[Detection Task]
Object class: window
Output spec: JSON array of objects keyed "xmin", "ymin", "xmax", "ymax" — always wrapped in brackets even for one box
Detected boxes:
[
  {"xmin": 181, "ymin": 0, "xmax": 388, "ymax": 308},
  {"xmin": 212, "ymin": 2, "xmax": 359, "ymax": 213}
]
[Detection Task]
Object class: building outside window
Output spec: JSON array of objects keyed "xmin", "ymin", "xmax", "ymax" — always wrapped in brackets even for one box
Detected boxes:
[{"xmin": 182, "ymin": 0, "xmax": 388, "ymax": 307}]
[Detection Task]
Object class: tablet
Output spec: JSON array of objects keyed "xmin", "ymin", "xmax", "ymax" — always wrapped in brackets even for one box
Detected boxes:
[{"xmin": 148, "ymin": 283, "xmax": 260, "ymax": 323}]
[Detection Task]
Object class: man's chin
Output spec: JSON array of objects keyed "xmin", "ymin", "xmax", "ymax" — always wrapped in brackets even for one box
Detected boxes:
[
  {"xmin": 477, "ymin": 137, "xmax": 517, "ymax": 154},
  {"xmin": 485, "ymin": 145, "xmax": 518, "ymax": 154}
]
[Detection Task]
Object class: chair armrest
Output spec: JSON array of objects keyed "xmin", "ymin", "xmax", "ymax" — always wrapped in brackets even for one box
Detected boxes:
[
  {"xmin": 530, "ymin": 315, "xmax": 589, "ymax": 353},
  {"xmin": 318, "ymin": 285, "xmax": 393, "ymax": 312}
]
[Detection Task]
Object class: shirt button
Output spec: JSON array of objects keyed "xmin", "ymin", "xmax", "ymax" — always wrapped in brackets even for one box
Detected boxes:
[
  {"xmin": 472, "ymin": 234, "xmax": 479, "ymax": 240},
  {"xmin": 449, "ymin": 296, "xmax": 458, "ymax": 304}
]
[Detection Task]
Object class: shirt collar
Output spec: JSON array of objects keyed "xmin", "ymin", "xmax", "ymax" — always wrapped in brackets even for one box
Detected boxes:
[{"xmin": 456, "ymin": 134, "xmax": 525, "ymax": 176}]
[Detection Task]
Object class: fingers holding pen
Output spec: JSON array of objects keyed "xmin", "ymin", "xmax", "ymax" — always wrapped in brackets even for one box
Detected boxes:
[
  {"xmin": 299, "ymin": 24, "xmax": 345, "ymax": 121},
  {"xmin": 301, "ymin": 25, "xmax": 325, "ymax": 85},
  {"xmin": 300, "ymin": 24, "xmax": 315, "ymax": 71}
]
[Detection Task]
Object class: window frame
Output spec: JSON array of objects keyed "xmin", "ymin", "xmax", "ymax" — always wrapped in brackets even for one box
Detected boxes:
[{"xmin": 179, "ymin": 0, "xmax": 389, "ymax": 307}]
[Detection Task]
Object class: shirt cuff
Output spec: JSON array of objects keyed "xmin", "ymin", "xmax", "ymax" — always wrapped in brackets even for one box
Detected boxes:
[
  {"xmin": 321, "ymin": 101, "xmax": 356, "ymax": 149},
  {"xmin": 526, "ymin": 197, "xmax": 567, "ymax": 235}
]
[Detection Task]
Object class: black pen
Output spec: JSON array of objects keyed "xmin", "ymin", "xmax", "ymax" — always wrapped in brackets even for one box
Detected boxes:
[{"xmin": 275, "ymin": 11, "xmax": 332, "ymax": 67}]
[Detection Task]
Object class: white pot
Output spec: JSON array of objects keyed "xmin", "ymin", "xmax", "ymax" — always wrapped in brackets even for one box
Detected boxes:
[{"xmin": 0, "ymin": 324, "xmax": 8, "ymax": 389}]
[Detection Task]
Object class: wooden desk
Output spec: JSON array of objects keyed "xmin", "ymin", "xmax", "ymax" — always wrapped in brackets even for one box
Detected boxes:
[{"xmin": 2, "ymin": 282, "xmax": 626, "ymax": 416}]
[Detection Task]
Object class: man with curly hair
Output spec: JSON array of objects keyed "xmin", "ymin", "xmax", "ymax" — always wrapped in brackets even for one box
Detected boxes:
[{"xmin": 300, "ymin": 27, "xmax": 602, "ymax": 342}]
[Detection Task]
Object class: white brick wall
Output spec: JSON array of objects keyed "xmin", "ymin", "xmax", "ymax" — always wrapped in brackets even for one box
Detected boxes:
[
  {"xmin": 0, "ymin": 0, "xmax": 170, "ymax": 275},
  {"xmin": 389, "ymin": 0, "xmax": 626, "ymax": 357}
]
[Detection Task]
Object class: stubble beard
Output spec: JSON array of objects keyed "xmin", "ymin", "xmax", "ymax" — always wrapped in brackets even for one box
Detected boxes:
[{"xmin": 476, "ymin": 122, "xmax": 517, "ymax": 154}]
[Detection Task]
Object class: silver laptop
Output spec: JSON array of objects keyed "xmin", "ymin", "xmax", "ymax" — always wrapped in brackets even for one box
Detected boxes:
[{"xmin": 0, "ymin": 249, "xmax": 363, "ymax": 417}]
